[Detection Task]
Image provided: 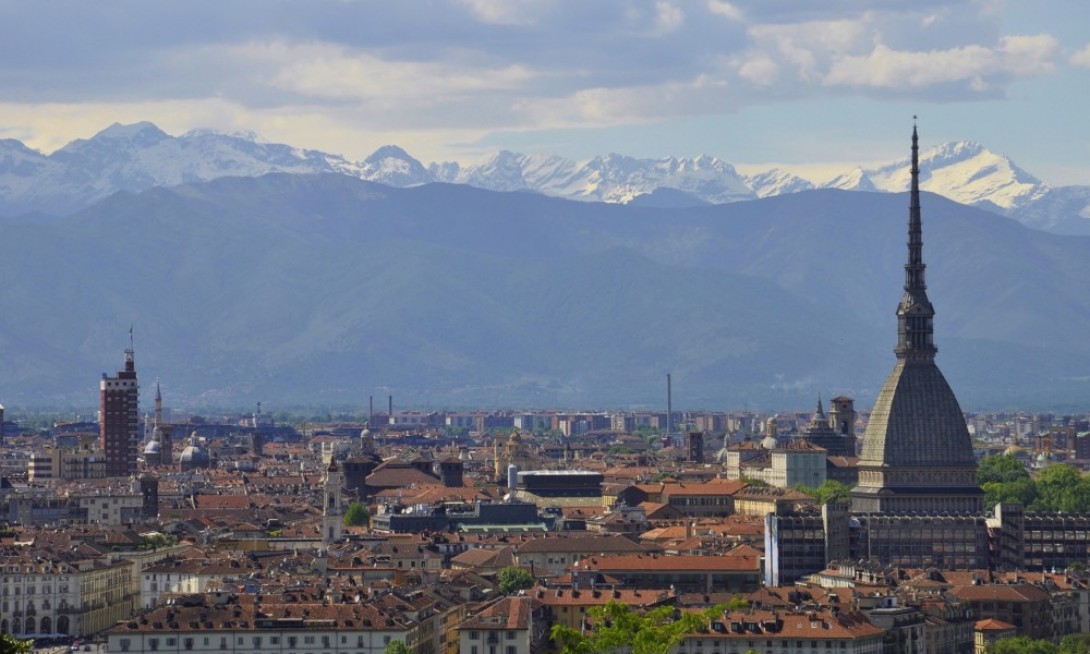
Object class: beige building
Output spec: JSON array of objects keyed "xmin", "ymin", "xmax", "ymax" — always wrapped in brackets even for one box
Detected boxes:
[
  {"xmin": 674, "ymin": 608, "xmax": 884, "ymax": 654},
  {"xmin": 28, "ymin": 444, "xmax": 107, "ymax": 481},
  {"xmin": 0, "ymin": 550, "xmax": 136, "ymax": 638},
  {"xmin": 457, "ymin": 596, "xmax": 539, "ymax": 654},
  {"xmin": 728, "ymin": 440, "xmax": 827, "ymax": 489},
  {"xmin": 107, "ymin": 593, "xmax": 410, "ymax": 654}
]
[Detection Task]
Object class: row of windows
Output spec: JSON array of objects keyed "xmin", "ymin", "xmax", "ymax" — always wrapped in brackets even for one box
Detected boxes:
[
  {"xmin": 125, "ymin": 633, "xmax": 395, "ymax": 651},
  {"xmin": 468, "ymin": 631, "xmax": 517, "ymax": 640}
]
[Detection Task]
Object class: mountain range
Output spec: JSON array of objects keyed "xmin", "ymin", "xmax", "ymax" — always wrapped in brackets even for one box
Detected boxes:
[
  {"xmin": 1, "ymin": 172, "xmax": 1088, "ymax": 411},
  {"xmin": 2, "ymin": 122, "xmax": 1089, "ymax": 235}
]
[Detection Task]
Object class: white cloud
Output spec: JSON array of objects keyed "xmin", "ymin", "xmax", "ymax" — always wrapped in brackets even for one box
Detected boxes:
[
  {"xmin": 457, "ymin": 0, "xmax": 546, "ymax": 26},
  {"xmin": 736, "ymin": 55, "xmax": 779, "ymax": 86},
  {"xmin": 654, "ymin": 2, "xmax": 685, "ymax": 34},
  {"xmin": 1069, "ymin": 43, "xmax": 1090, "ymax": 68},
  {"xmin": 707, "ymin": 1, "xmax": 743, "ymax": 21},
  {"xmin": 823, "ymin": 34, "xmax": 1057, "ymax": 89}
]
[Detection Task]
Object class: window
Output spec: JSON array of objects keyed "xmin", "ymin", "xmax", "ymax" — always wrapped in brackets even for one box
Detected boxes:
[
  {"xmin": 149, "ymin": 639, "xmax": 158, "ymax": 651},
  {"xmin": 183, "ymin": 638, "xmax": 193, "ymax": 650},
  {"xmin": 119, "ymin": 639, "xmax": 131, "ymax": 652},
  {"xmin": 506, "ymin": 632, "xmax": 516, "ymax": 641},
  {"xmin": 254, "ymin": 637, "xmax": 262, "ymax": 648},
  {"xmin": 471, "ymin": 632, "xmax": 481, "ymax": 641},
  {"xmin": 507, "ymin": 647, "xmax": 517, "ymax": 654},
  {"xmin": 166, "ymin": 638, "xmax": 176, "ymax": 646},
  {"xmin": 271, "ymin": 637, "xmax": 280, "ymax": 645},
  {"xmin": 305, "ymin": 636, "xmax": 316, "ymax": 645}
]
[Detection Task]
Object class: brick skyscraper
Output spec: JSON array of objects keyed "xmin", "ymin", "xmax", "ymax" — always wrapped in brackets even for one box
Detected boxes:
[{"xmin": 101, "ymin": 344, "xmax": 139, "ymax": 477}]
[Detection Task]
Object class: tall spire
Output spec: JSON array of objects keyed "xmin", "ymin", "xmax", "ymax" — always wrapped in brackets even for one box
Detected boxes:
[
  {"xmin": 895, "ymin": 119, "xmax": 936, "ymax": 361},
  {"xmin": 154, "ymin": 378, "xmax": 163, "ymax": 428}
]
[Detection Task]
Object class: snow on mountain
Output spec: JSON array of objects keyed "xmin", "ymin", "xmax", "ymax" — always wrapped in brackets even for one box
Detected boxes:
[
  {"xmin": 821, "ymin": 167, "xmax": 878, "ymax": 192},
  {"xmin": 744, "ymin": 168, "xmax": 815, "ymax": 198},
  {"xmin": 358, "ymin": 145, "xmax": 432, "ymax": 187},
  {"xmin": 490, "ymin": 152, "xmax": 754, "ymax": 204},
  {"xmin": 0, "ymin": 122, "xmax": 367, "ymax": 215},
  {"xmin": 861, "ymin": 141, "xmax": 1048, "ymax": 211},
  {"xmin": 0, "ymin": 121, "xmax": 1082, "ymax": 235},
  {"xmin": 450, "ymin": 150, "xmax": 537, "ymax": 192}
]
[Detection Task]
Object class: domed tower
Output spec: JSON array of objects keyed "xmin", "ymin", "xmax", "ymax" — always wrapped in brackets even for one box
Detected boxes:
[
  {"xmin": 851, "ymin": 124, "xmax": 983, "ymax": 514},
  {"xmin": 143, "ymin": 434, "xmax": 162, "ymax": 467},
  {"xmin": 179, "ymin": 431, "xmax": 210, "ymax": 471},
  {"xmin": 360, "ymin": 428, "xmax": 375, "ymax": 456}
]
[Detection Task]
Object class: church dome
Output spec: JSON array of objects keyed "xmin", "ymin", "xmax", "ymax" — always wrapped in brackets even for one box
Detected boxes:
[
  {"xmin": 760, "ymin": 435, "xmax": 778, "ymax": 450},
  {"xmin": 180, "ymin": 443, "xmax": 210, "ymax": 467},
  {"xmin": 143, "ymin": 439, "xmax": 161, "ymax": 455}
]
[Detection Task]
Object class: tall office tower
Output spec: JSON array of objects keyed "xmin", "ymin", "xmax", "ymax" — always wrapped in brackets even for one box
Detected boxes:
[
  {"xmin": 851, "ymin": 125, "xmax": 984, "ymax": 514},
  {"xmin": 101, "ymin": 345, "xmax": 139, "ymax": 477}
]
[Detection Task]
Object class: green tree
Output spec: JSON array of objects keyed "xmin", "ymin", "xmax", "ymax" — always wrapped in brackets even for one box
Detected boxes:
[
  {"xmin": 978, "ymin": 454, "xmax": 1031, "ymax": 484},
  {"xmin": 724, "ymin": 594, "xmax": 749, "ymax": 611},
  {"xmin": 497, "ymin": 566, "xmax": 535, "ymax": 594},
  {"xmin": 1060, "ymin": 633, "xmax": 1090, "ymax": 654},
  {"xmin": 0, "ymin": 633, "xmax": 32, "ymax": 654},
  {"xmin": 343, "ymin": 502, "xmax": 370, "ymax": 527},
  {"xmin": 1033, "ymin": 464, "xmax": 1090, "ymax": 513},
  {"xmin": 986, "ymin": 635, "xmax": 1058, "ymax": 654},
  {"xmin": 383, "ymin": 639, "xmax": 412, "ymax": 654},
  {"xmin": 982, "ymin": 477, "xmax": 1038, "ymax": 508},
  {"xmin": 552, "ymin": 601, "xmax": 722, "ymax": 654},
  {"xmin": 795, "ymin": 480, "xmax": 852, "ymax": 505}
]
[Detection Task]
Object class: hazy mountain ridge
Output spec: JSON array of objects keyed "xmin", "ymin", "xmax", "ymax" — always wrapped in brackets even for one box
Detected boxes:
[
  {"xmin": 2, "ymin": 122, "xmax": 1087, "ymax": 234},
  {"xmin": 1, "ymin": 174, "xmax": 1089, "ymax": 410}
]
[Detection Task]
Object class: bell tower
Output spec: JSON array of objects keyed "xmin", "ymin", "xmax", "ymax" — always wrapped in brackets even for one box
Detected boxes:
[{"xmin": 322, "ymin": 459, "xmax": 344, "ymax": 544}]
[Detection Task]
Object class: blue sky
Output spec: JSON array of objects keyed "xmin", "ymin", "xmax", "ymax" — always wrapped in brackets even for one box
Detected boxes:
[{"xmin": 2, "ymin": 0, "xmax": 1089, "ymax": 184}]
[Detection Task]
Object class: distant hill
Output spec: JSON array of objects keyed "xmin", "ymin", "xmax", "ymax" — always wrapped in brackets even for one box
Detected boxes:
[{"xmin": 0, "ymin": 174, "xmax": 1088, "ymax": 411}]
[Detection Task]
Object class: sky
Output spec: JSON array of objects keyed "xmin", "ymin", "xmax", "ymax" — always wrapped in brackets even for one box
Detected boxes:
[{"xmin": 2, "ymin": 0, "xmax": 1090, "ymax": 184}]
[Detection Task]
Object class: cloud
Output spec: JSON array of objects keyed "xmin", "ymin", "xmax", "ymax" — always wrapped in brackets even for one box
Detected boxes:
[
  {"xmin": 707, "ymin": 1, "xmax": 743, "ymax": 21},
  {"xmin": 1071, "ymin": 44, "xmax": 1090, "ymax": 68},
  {"xmin": 0, "ymin": 0, "xmax": 1072, "ymax": 164},
  {"xmin": 653, "ymin": 2, "xmax": 685, "ymax": 34},
  {"xmin": 824, "ymin": 34, "xmax": 1057, "ymax": 90}
]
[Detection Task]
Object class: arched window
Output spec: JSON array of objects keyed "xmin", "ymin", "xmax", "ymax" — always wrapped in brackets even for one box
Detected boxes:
[
  {"xmin": 24, "ymin": 616, "xmax": 35, "ymax": 634},
  {"xmin": 40, "ymin": 616, "xmax": 51, "ymax": 634},
  {"xmin": 57, "ymin": 615, "xmax": 70, "ymax": 634}
]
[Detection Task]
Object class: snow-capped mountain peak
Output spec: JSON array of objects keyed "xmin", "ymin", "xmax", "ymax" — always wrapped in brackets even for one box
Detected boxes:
[
  {"xmin": 861, "ymin": 141, "xmax": 1046, "ymax": 210},
  {"xmin": 359, "ymin": 145, "xmax": 432, "ymax": 187},
  {"xmin": 0, "ymin": 121, "xmax": 1081, "ymax": 235}
]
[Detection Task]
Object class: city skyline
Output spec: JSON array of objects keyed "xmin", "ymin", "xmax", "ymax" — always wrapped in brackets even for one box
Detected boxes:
[{"xmin": 2, "ymin": 1, "xmax": 1089, "ymax": 185}]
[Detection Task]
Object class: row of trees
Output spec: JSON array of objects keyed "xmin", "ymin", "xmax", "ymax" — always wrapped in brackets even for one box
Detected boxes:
[
  {"xmin": 978, "ymin": 454, "xmax": 1090, "ymax": 513},
  {"xmin": 791, "ymin": 456, "xmax": 1090, "ymax": 514},
  {"xmin": 987, "ymin": 633, "xmax": 1090, "ymax": 654}
]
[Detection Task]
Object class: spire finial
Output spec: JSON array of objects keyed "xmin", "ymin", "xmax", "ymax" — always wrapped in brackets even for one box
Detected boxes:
[{"xmin": 895, "ymin": 121, "xmax": 936, "ymax": 361}]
